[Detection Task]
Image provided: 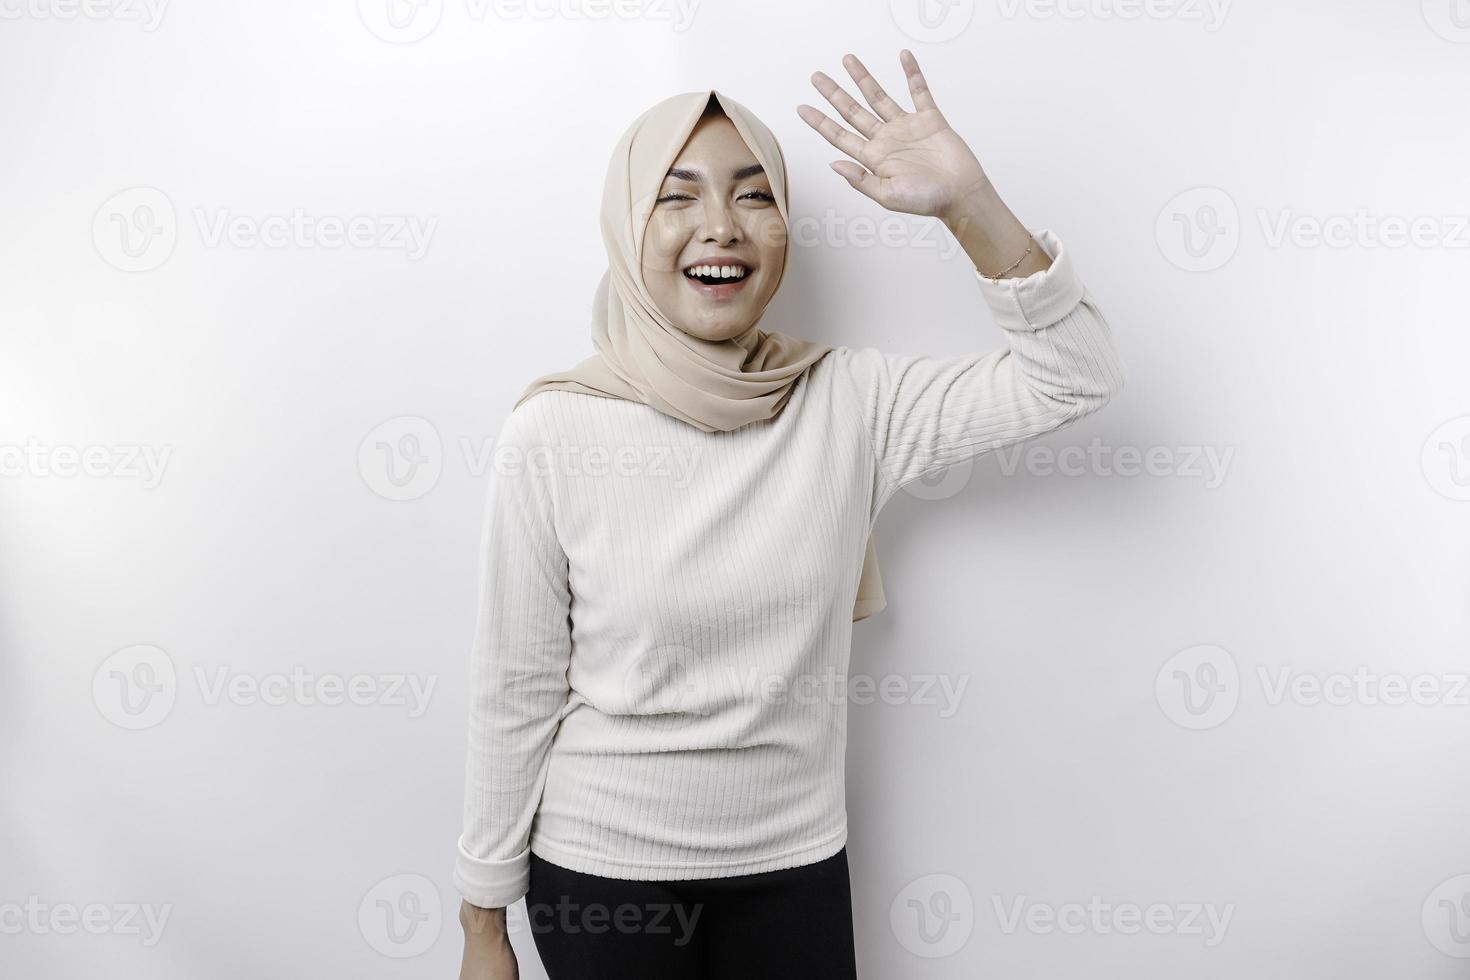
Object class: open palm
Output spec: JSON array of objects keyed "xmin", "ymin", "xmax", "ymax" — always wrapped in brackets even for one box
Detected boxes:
[{"xmin": 797, "ymin": 50, "xmax": 989, "ymax": 222}]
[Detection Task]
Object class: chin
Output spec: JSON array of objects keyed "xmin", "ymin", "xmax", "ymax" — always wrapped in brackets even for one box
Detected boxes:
[
  {"xmin": 665, "ymin": 305, "xmax": 748, "ymax": 341},
  {"xmin": 688, "ymin": 315, "xmax": 757, "ymax": 342}
]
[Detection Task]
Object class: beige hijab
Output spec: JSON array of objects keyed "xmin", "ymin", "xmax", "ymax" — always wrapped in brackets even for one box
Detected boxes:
[{"xmin": 514, "ymin": 88, "xmax": 886, "ymax": 622}]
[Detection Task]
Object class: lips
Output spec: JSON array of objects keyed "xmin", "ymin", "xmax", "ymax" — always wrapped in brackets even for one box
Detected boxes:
[
  {"xmin": 682, "ymin": 271, "xmax": 751, "ymax": 299},
  {"xmin": 681, "ymin": 260, "xmax": 753, "ymax": 299}
]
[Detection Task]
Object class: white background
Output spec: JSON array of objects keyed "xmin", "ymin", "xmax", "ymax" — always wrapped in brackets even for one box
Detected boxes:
[{"xmin": 3, "ymin": 0, "xmax": 1468, "ymax": 976}]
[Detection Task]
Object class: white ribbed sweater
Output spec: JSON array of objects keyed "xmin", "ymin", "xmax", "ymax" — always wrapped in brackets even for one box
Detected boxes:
[{"xmin": 453, "ymin": 229, "xmax": 1125, "ymax": 909}]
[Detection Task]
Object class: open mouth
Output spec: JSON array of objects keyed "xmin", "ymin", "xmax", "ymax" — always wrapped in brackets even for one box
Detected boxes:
[{"xmin": 682, "ymin": 262, "xmax": 752, "ymax": 297}]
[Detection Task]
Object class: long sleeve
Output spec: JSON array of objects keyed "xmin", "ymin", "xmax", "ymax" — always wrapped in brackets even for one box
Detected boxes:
[
  {"xmin": 453, "ymin": 407, "xmax": 574, "ymax": 909},
  {"xmin": 827, "ymin": 228, "xmax": 1126, "ymax": 516}
]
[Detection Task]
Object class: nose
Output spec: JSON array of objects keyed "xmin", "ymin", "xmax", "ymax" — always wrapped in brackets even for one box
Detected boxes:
[{"xmin": 699, "ymin": 195, "xmax": 739, "ymax": 245}]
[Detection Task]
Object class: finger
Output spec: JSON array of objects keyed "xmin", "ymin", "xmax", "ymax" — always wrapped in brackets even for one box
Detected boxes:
[
  {"xmin": 796, "ymin": 103, "xmax": 868, "ymax": 164},
  {"xmin": 810, "ymin": 70, "xmax": 881, "ymax": 139},
  {"xmin": 841, "ymin": 52, "xmax": 906, "ymax": 122},
  {"xmin": 830, "ymin": 160, "xmax": 886, "ymax": 204},
  {"xmin": 899, "ymin": 49, "xmax": 940, "ymax": 114}
]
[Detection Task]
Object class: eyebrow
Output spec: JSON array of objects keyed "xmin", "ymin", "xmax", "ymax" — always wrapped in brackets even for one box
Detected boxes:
[{"xmin": 665, "ymin": 163, "xmax": 766, "ymax": 183}]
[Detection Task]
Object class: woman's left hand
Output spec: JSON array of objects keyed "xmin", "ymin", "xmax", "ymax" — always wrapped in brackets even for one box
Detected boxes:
[{"xmin": 798, "ymin": 50, "xmax": 990, "ymax": 224}]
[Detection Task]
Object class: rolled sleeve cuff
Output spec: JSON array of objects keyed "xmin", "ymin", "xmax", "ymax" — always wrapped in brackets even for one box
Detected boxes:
[
  {"xmin": 453, "ymin": 835, "xmax": 530, "ymax": 909},
  {"xmin": 973, "ymin": 228, "xmax": 1086, "ymax": 332}
]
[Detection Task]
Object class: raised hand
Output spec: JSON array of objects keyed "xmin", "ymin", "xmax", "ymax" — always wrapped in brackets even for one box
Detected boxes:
[{"xmin": 797, "ymin": 50, "xmax": 990, "ymax": 223}]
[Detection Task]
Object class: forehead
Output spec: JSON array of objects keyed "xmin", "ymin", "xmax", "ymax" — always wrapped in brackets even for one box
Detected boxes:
[{"xmin": 667, "ymin": 115, "xmax": 762, "ymax": 174}]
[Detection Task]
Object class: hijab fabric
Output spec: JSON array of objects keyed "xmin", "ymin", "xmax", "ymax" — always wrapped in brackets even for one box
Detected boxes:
[{"xmin": 514, "ymin": 89, "xmax": 887, "ymax": 622}]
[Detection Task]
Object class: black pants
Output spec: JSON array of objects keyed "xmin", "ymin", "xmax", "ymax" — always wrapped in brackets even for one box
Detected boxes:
[{"xmin": 526, "ymin": 847, "xmax": 858, "ymax": 979}]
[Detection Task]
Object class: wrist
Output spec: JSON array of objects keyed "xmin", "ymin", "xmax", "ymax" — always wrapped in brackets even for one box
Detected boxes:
[
  {"xmin": 460, "ymin": 901, "xmax": 510, "ymax": 942},
  {"xmin": 941, "ymin": 182, "xmax": 1040, "ymax": 277},
  {"xmin": 939, "ymin": 176, "xmax": 1002, "ymax": 231}
]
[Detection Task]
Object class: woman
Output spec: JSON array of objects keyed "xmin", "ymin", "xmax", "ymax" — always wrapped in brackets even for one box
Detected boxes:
[{"xmin": 455, "ymin": 50, "xmax": 1125, "ymax": 979}]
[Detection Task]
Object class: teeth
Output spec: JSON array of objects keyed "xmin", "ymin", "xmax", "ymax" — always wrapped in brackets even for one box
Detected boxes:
[{"xmin": 684, "ymin": 264, "xmax": 747, "ymax": 280}]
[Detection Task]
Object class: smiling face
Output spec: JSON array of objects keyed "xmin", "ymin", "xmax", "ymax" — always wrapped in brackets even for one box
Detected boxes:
[{"xmin": 639, "ymin": 106, "xmax": 787, "ymax": 342}]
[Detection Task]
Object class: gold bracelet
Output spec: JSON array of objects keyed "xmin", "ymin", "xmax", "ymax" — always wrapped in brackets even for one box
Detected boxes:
[{"xmin": 978, "ymin": 240, "xmax": 1033, "ymax": 280}]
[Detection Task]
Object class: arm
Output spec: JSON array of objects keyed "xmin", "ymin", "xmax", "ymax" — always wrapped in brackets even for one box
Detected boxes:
[
  {"xmin": 459, "ymin": 903, "xmax": 517, "ymax": 979},
  {"xmin": 798, "ymin": 51, "xmax": 1124, "ymax": 509},
  {"xmin": 453, "ymin": 406, "xmax": 573, "ymax": 972},
  {"xmin": 829, "ymin": 226, "xmax": 1124, "ymax": 511}
]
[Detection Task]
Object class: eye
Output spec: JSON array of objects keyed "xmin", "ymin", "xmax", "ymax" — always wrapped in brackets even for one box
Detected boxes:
[{"xmin": 655, "ymin": 189, "xmax": 775, "ymax": 205}]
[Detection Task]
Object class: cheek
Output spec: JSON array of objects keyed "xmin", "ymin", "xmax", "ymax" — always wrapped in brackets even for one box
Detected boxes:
[
  {"xmin": 642, "ymin": 215, "xmax": 690, "ymax": 272},
  {"xmin": 748, "ymin": 211, "xmax": 788, "ymax": 260}
]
